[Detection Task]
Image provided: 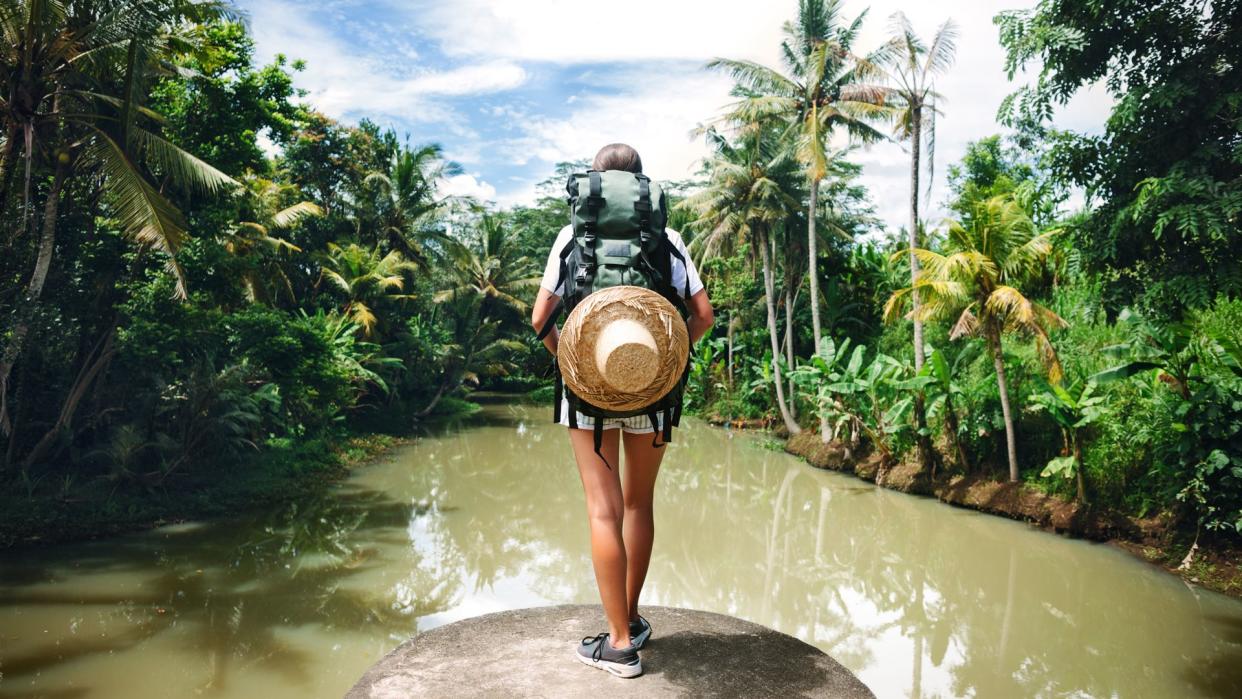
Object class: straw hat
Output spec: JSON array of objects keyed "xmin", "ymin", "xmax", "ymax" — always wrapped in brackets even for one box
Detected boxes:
[{"xmin": 558, "ymin": 286, "xmax": 689, "ymax": 412}]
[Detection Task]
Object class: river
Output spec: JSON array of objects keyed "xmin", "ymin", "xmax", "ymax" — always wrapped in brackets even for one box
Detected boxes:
[{"xmin": 1, "ymin": 399, "xmax": 1240, "ymax": 698}]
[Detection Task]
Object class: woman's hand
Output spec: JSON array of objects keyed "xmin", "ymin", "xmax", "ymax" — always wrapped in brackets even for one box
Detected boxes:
[
  {"xmin": 531, "ymin": 287, "xmax": 560, "ymax": 356},
  {"xmin": 686, "ymin": 289, "xmax": 714, "ymax": 345}
]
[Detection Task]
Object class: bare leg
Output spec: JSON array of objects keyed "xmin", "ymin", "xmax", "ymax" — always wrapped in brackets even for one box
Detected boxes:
[
  {"xmin": 621, "ymin": 430, "xmax": 666, "ymax": 622},
  {"xmin": 569, "ymin": 427, "xmax": 632, "ymax": 648}
]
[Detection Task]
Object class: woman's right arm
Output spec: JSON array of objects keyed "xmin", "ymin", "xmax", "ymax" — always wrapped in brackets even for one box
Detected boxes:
[{"xmin": 531, "ymin": 287, "xmax": 560, "ymax": 356}]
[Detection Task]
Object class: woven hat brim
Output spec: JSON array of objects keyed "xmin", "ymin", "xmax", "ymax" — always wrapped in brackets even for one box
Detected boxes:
[{"xmin": 558, "ymin": 286, "xmax": 689, "ymax": 413}]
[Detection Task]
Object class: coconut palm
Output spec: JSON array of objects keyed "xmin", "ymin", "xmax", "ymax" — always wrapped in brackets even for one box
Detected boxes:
[
  {"xmin": 708, "ymin": 0, "xmax": 892, "ymax": 356},
  {"xmin": 228, "ymin": 174, "xmax": 323, "ymax": 304},
  {"xmin": 423, "ymin": 216, "xmax": 534, "ymax": 417},
  {"xmin": 885, "ymin": 194, "xmax": 1065, "ymax": 482},
  {"xmin": 682, "ymin": 125, "xmax": 803, "ymax": 434},
  {"xmin": 435, "ymin": 214, "xmax": 540, "ymax": 318},
  {"xmin": 0, "ymin": 0, "xmax": 238, "ymax": 436},
  {"xmin": 318, "ymin": 243, "xmax": 419, "ymax": 339},
  {"xmin": 364, "ymin": 143, "xmax": 461, "ymax": 263},
  {"xmin": 881, "ymin": 12, "xmax": 958, "ymax": 469}
]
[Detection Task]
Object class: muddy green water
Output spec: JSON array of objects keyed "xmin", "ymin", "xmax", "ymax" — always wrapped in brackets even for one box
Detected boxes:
[{"xmin": 1, "ymin": 401, "xmax": 1241, "ymax": 698}]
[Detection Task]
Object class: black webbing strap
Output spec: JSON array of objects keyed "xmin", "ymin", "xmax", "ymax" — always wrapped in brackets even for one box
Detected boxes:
[
  {"xmin": 593, "ymin": 421, "xmax": 612, "ymax": 470},
  {"xmin": 666, "ymin": 241, "xmax": 692, "ymax": 299},
  {"xmin": 635, "ymin": 175, "xmax": 652, "ymax": 229},
  {"xmin": 577, "ymin": 172, "xmax": 604, "ymax": 290},
  {"xmin": 663, "ymin": 405, "xmax": 674, "ymax": 442},
  {"xmin": 537, "ymin": 298, "xmax": 563, "ymax": 341},
  {"xmin": 553, "ymin": 361, "xmax": 563, "ymax": 423},
  {"xmin": 567, "ymin": 392, "xmax": 578, "ymax": 429},
  {"xmin": 635, "ymin": 176, "xmax": 669, "ymax": 290},
  {"xmin": 647, "ymin": 410, "xmax": 665, "ymax": 449}
]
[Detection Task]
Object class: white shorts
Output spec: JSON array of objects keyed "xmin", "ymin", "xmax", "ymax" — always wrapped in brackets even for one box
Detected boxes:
[{"xmin": 557, "ymin": 398, "xmax": 665, "ymax": 434}]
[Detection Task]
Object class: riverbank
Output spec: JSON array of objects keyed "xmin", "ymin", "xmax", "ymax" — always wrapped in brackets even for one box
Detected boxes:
[
  {"xmin": 783, "ymin": 431, "xmax": 1242, "ymax": 599},
  {"xmin": 0, "ymin": 431, "xmax": 407, "ymax": 550}
]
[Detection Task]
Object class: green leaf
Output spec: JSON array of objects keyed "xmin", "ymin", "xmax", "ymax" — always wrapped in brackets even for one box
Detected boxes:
[
  {"xmin": 1040, "ymin": 455, "xmax": 1076, "ymax": 479},
  {"xmin": 1091, "ymin": 361, "xmax": 1163, "ymax": 384}
]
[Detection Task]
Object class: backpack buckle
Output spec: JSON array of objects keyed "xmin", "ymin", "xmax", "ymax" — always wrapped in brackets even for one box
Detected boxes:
[{"xmin": 575, "ymin": 266, "xmax": 588, "ymax": 284}]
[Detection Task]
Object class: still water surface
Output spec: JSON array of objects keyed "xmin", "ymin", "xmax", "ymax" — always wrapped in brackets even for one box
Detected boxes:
[{"xmin": 2, "ymin": 400, "xmax": 1242, "ymax": 698}]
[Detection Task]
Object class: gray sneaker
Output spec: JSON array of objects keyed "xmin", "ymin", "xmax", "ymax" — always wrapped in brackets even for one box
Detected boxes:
[
  {"xmin": 628, "ymin": 616, "xmax": 652, "ymax": 649},
  {"xmin": 575, "ymin": 633, "xmax": 642, "ymax": 678}
]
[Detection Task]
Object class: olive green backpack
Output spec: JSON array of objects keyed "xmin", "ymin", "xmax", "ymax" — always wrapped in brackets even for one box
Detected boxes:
[{"xmin": 537, "ymin": 170, "xmax": 690, "ymax": 457}]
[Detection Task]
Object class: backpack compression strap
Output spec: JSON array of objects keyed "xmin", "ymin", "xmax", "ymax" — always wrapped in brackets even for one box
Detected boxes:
[
  {"xmin": 634, "ymin": 175, "xmax": 668, "ymax": 291},
  {"xmin": 574, "ymin": 171, "xmax": 604, "ymax": 292}
]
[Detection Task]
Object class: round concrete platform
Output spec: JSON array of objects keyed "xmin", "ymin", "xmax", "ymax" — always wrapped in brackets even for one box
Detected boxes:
[{"xmin": 346, "ymin": 604, "xmax": 874, "ymax": 698}]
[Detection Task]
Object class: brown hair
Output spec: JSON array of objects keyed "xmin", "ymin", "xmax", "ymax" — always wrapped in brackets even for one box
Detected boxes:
[{"xmin": 592, "ymin": 143, "xmax": 643, "ymax": 173}]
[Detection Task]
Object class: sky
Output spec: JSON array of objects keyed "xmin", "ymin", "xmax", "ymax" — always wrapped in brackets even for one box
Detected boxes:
[{"xmin": 237, "ymin": 0, "xmax": 1111, "ymax": 234}]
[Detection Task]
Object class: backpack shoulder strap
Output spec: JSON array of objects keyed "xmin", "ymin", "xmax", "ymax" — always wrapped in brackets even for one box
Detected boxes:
[{"xmin": 536, "ymin": 237, "xmax": 576, "ymax": 341}]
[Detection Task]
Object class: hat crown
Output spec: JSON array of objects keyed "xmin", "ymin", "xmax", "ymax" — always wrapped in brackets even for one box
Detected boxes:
[{"xmin": 594, "ymin": 319, "xmax": 659, "ymax": 394}]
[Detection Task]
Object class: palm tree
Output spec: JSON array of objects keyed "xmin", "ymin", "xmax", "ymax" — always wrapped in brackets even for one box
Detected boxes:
[
  {"xmin": 318, "ymin": 243, "xmax": 419, "ymax": 339},
  {"xmin": 881, "ymin": 12, "xmax": 958, "ymax": 470},
  {"xmin": 420, "ymin": 215, "xmax": 534, "ymax": 417},
  {"xmin": 229, "ymin": 174, "xmax": 323, "ymax": 304},
  {"xmin": 435, "ymin": 214, "xmax": 540, "ymax": 318},
  {"xmin": 0, "ymin": 0, "xmax": 238, "ymax": 436},
  {"xmin": 884, "ymin": 195, "xmax": 1065, "ymax": 482},
  {"xmin": 708, "ymin": 0, "xmax": 891, "ymax": 356},
  {"xmin": 363, "ymin": 143, "xmax": 461, "ymax": 263},
  {"xmin": 682, "ymin": 125, "xmax": 803, "ymax": 434}
]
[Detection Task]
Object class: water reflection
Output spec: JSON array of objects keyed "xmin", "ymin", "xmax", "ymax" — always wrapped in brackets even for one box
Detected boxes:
[{"xmin": 2, "ymin": 400, "xmax": 1242, "ymax": 699}]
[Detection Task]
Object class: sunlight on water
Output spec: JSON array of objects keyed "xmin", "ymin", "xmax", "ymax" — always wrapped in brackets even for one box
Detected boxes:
[{"xmin": 2, "ymin": 400, "xmax": 1241, "ymax": 698}]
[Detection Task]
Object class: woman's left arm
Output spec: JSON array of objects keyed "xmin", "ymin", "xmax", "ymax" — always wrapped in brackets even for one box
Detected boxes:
[
  {"xmin": 531, "ymin": 287, "xmax": 560, "ymax": 356},
  {"xmin": 686, "ymin": 289, "xmax": 714, "ymax": 345}
]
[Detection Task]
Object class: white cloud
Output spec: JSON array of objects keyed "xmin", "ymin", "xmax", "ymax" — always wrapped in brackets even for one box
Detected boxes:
[
  {"xmin": 244, "ymin": 0, "xmax": 525, "ymax": 123},
  {"xmin": 406, "ymin": 61, "xmax": 527, "ymax": 96},
  {"xmin": 402, "ymin": 0, "xmax": 789, "ymax": 64},
  {"xmin": 244, "ymin": 0, "xmax": 1113, "ymax": 231},
  {"xmin": 432, "ymin": 0, "xmax": 1107, "ymax": 230},
  {"xmin": 438, "ymin": 173, "xmax": 498, "ymax": 202}
]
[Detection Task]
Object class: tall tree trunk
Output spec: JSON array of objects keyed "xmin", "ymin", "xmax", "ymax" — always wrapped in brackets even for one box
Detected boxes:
[
  {"xmin": 909, "ymin": 108, "xmax": 925, "ymax": 371},
  {"xmin": 0, "ymin": 159, "xmax": 68, "ymax": 439},
  {"xmin": 909, "ymin": 107, "xmax": 933, "ymax": 471},
  {"xmin": 415, "ymin": 377, "xmax": 452, "ymax": 419},
  {"xmin": 944, "ymin": 399, "xmax": 970, "ymax": 474},
  {"xmin": 0, "ymin": 124, "xmax": 16, "ymax": 218},
  {"xmin": 760, "ymin": 235, "xmax": 800, "ymax": 434},
  {"xmin": 807, "ymin": 177, "xmax": 823, "ymax": 349},
  {"xmin": 726, "ymin": 311, "xmax": 734, "ymax": 391},
  {"xmin": 987, "ymin": 326, "xmax": 1020, "ymax": 482},
  {"xmin": 22, "ymin": 326, "xmax": 117, "ymax": 469},
  {"xmin": 784, "ymin": 284, "xmax": 797, "ymax": 419},
  {"xmin": 1073, "ymin": 433, "xmax": 1087, "ymax": 504},
  {"xmin": 807, "ymin": 178, "xmax": 832, "ymax": 441}
]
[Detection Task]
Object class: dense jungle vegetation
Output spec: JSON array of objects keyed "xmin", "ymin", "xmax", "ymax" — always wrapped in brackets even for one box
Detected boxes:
[{"xmin": 1, "ymin": 0, "xmax": 1240, "ymax": 559}]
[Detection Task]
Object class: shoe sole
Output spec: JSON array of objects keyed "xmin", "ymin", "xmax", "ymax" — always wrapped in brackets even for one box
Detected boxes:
[{"xmin": 574, "ymin": 649, "xmax": 643, "ymax": 678}]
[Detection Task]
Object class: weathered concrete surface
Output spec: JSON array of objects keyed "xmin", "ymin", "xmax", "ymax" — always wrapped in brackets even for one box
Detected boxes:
[{"xmin": 346, "ymin": 604, "xmax": 874, "ymax": 698}]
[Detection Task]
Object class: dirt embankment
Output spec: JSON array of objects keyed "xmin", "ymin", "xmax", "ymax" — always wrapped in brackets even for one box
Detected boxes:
[{"xmin": 783, "ymin": 431, "xmax": 1241, "ymax": 598}]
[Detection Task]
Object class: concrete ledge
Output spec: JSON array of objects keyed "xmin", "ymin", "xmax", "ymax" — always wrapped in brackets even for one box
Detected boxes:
[{"xmin": 346, "ymin": 604, "xmax": 873, "ymax": 698}]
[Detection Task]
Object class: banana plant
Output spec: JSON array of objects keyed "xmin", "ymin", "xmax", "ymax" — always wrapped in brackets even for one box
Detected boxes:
[
  {"xmin": 1029, "ymin": 377, "xmax": 1108, "ymax": 503},
  {"xmin": 918, "ymin": 347, "xmax": 974, "ymax": 473},
  {"xmin": 686, "ymin": 336, "xmax": 726, "ymax": 412},
  {"xmin": 790, "ymin": 338, "xmax": 915, "ymax": 461},
  {"xmin": 789, "ymin": 337, "xmax": 864, "ymax": 446}
]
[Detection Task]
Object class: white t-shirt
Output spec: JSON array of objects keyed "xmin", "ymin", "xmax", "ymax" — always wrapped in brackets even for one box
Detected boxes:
[{"xmin": 539, "ymin": 225, "xmax": 704, "ymax": 299}]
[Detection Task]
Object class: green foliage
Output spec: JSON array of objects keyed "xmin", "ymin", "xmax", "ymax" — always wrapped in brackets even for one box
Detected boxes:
[
  {"xmin": 789, "ymin": 337, "xmax": 921, "ymax": 460},
  {"xmin": 997, "ymin": 0, "xmax": 1242, "ymax": 316}
]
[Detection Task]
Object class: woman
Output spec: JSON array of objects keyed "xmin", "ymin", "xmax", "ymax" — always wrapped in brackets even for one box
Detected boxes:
[{"xmin": 530, "ymin": 143, "xmax": 714, "ymax": 677}]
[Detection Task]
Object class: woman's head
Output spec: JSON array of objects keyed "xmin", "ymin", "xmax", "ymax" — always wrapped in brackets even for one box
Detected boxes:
[{"xmin": 592, "ymin": 143, "xmax": 643, "ymax": 173}]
